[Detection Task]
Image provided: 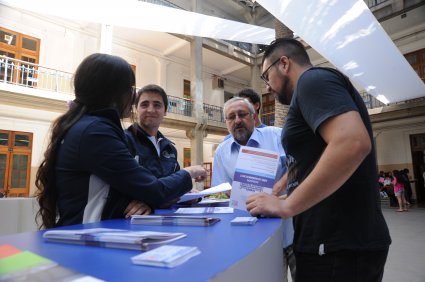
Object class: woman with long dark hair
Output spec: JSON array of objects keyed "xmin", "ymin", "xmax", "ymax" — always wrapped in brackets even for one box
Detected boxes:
[{"xmin": 36, "ymin": 53, "xmax": 206, "ymax": 229}]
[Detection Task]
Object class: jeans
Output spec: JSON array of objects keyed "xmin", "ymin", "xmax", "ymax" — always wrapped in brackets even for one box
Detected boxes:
[{"xmin": 295, "ymin": 248, "xmax": 389, "ymax": 282}]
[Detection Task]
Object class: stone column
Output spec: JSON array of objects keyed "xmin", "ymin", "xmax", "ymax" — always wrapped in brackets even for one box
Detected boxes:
[
  {"xmin": 188, "ymin": 0, "xmax": 205, "ymax": 190},
  {"xmin": 189, "ymin": 36, "xmax": 205, "ymax": 167}
]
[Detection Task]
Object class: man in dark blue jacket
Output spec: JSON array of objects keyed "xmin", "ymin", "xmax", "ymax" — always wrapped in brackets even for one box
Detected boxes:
[{"xmin": 126, "ymin": 84, "xmax": 205, "ymax": 208}]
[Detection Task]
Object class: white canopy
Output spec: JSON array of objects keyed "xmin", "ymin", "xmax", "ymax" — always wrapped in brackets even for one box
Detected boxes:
[
  {"xmin": 2, "ymin": 0, "xmax": 424, "ymax": 103},
  {"xmin": 257, "ymin": 0, "xmax": 425, "ymax": 103}
]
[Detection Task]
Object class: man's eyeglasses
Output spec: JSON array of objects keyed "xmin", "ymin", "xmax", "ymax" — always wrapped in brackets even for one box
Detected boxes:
[
  {"xmin": 260, "ymin": 56, "xmax": 286, "ymax": 83},
  {"xmin": 225, "ymin": 111, "xmax": 251, "ymax": 121}
]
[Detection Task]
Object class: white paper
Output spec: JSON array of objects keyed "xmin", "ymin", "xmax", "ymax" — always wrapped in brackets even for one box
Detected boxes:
[
  {"xmin": 174, "ymin": 207, "xmax": 234, "ymax": 214},
  {"xmin": 197, "ymin": 198, "xmax": 230, "ymax": 205},
  {"xmin": 230, "ymin": 147, "xmax": 279, "ymax": 211},
  {"xmin": 177, "ymin": 183, "xmax": 232, "ymax": 203}
]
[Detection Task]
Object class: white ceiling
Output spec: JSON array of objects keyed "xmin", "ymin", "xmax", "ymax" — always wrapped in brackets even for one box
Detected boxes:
[{"xmin": 112, "ymin": 24, "xmax": 254, "ymax": 82}]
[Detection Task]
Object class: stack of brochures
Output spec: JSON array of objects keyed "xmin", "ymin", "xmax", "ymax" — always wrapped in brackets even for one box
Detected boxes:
[
  {"xmin": 43, "ymin": 228, "xmax": 186, "ymax": 251},
  {"xmin": 131, "ymin": 215, "xmax": 220, "ymax": 226},
  {"xmin": 230, "ymin": 217, "xmax": 258, "ymax": 225},
  {"xmin": 174, "ymin": 207, "xmax": 234, "ymax": 214},
  {"xmin": 131, "ymin": 245, "xmax": 201, "ymax": 268}
]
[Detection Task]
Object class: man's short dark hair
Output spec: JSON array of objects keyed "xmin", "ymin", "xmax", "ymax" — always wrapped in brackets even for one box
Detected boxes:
[
  {"xmin": 136, "ymin": 84, "xmax": 168, "ymax": 111},
  {"xmin": 237, "ymin": 88, "xmax": 261, "ymax": 114},
  {"xmin": 263, "ymin": 38, "xmax": 311, "ymax": 67}
]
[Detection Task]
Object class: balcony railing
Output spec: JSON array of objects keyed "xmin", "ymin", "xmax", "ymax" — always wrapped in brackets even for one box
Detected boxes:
[
  {"xmin": 167, "ymin": 95, "xmax": 193, "ymax": 117},
  {"xmin": 1, "ymin": 56, "xmax": 392, "ymax": 125},
  {"xmin": 203, "ymin": 103, "xmax": 224, "ymax": 123},
  {"xmin": 365, "ymin": 0, "xmax": 390, "ymax": 8},
  {"xmin": 0, "ymin": 55, "xmax": 73, "ymax": 95},
  {"xmin": 360, "ymin": 91, "xmax": 385, "ymax": 109},
  {"xmin": 0, "ymin": 56, "xmax": 227, "ymax": 123}
]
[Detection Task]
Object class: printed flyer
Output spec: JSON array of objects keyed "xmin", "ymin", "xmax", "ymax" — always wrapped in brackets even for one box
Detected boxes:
[{"xmin": 230, "ymin": 146, "xmax": 279, "ymax": 211}]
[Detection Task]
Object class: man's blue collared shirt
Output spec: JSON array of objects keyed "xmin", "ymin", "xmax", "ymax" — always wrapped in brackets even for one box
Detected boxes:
[
  {"xmin": 212, "ymin": 126, "xmax": 286, "ymax": 187},
  {"xmin": 212, "ymin": 126, "xmax": 293, "ymax": 248}
]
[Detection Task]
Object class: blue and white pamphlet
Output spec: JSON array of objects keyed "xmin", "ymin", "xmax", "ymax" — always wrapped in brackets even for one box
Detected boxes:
[
  {"xmin": 230, "ymin": 146, "xmax": 279, "ymax": 211},
  {"xmin": 231, "ymin": 217, "xmax": 258, "ymax": 225},
  {"xmin": 174, "ymin": 207, "xmax": 233, "ymax": 214},
  {"xmin": 131, "ymin": 245, "xmax": 201, "ymax": 268},
  {"xmin": 43, "ymin": 228, "xmax": 186, "ymax": 251}
]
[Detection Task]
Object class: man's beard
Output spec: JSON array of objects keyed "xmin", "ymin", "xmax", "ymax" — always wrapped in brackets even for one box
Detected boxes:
[
  {"xmin": 233, "ymin": 127, "xmax": 251, "ymax": 144},
  {"xmin": 276, "ymin": 75, "xmax": 292, "ymax": 105}
]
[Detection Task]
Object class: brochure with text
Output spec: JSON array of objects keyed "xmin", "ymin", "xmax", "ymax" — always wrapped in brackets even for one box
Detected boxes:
[
  {"xmin": 131, "ymin": 245, "xmax": 200, "ymax": 268},
  {"xmin": 174, "ymin": 207, "xmax": 234, "ymax": 214},
  {"xmin": 131, "ymin": 215, "xmax": 220, "ymax": 226},
  {"xmin": 230, "ymin": 146, "xmax": 279, "ymax": 211},
  {"xmin": 43, "ymin": 228, "xmax": 186, "ymax": 251},
  {"xmin": 177, "ymin": 182, "xmax": 232, "ymax": 203}
]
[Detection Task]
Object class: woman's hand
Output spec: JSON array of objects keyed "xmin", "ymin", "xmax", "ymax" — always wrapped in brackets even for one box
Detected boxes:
[{"xmin": 124, "ymin": 200, "xmax": 152, "ymax": 219}]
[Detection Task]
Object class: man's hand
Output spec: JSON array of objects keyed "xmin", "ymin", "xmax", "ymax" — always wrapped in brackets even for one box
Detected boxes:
[
  {"xmin": 180, "ymin": 188, "xmax": 202, "ymax": 205},
  {"xmin": 183, "ymin": 166, "xmax": 208, "ymax": 182},
  {"xmin": 124, "ymin": 200, "xmax": 152, "ymax": 218},
  {"xmin": 246, "ymin": 192, "xmax": 286, "ymax": 218}
]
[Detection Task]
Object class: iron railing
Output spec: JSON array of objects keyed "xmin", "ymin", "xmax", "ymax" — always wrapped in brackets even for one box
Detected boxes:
[
  {"xmin": 1, "ymin": 56, "xmax": 392, "ymax": 126},
  {"xmin": 0, "ymin": 56, "xmax": 227, "ymax": 122},
  {"xmin": 365, "ymin": 0, "xmax": 390, "ymax": 8},
  {"xmin": 0, "ymin": 55, "xmax": 73, "ymax": 95},
  {"xmin": 203, "ymin": 103, "xmax": 224, "ymax": 123},
  {"xmin": 167, "ymin": 95, "xmax": 193, "ymax": 117},
  {"xmin": 360, "ymin": 91, "xmax": 385, "ymax": 109}
]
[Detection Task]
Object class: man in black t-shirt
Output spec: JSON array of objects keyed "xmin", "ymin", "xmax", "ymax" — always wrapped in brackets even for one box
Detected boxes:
[{"xmin": 246, "ymin": 38, "xmax": 391, "ymax": 282}]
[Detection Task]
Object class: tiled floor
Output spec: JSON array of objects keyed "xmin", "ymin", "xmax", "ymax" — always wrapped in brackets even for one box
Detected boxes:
[
  {"xmin": 382, "ymin": 205, "xmax": 425, "ymax": 282},
  {"xmin": 287, "ymin": 204, "xmax": 425, "ymax": 282}
]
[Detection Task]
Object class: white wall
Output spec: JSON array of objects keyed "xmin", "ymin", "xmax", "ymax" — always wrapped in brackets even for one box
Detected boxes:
[
  {"xmin": 375, "ymin": 123, "xmax": 425, "ymax": 166},
  {"xmin": 0, "ymin": 104, "xmax": 59, "ymax": 166},
  {"xmin": 0, "ymin": 5, "xmax": 95, "ymax": 73}
]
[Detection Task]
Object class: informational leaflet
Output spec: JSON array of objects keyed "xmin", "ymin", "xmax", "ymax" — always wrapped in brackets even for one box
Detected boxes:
[
  {"xmin": 174, "ymin": 207, "xmax": 233, "ymax": 214},
  {"xmin": 230, "ymin": 146, "xmax": 279, "ymax": 211},
  {"xmin": 131, "ymin": 245, "xmax": 201, "ymax": 268},
  {"xmin": 131, "ymin": 215, "xmax": 220, "ymax": 226},
  {"xmin": 177, "ymin": 183, "xmax": 232, "ymax": 203},
  {"xmin": 43, "ymin": 228, "xmax": 187, "ymax": 251},
  {"xmin": 230, "ymin": 217, "xmax": 258, "ymax": 225}
]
